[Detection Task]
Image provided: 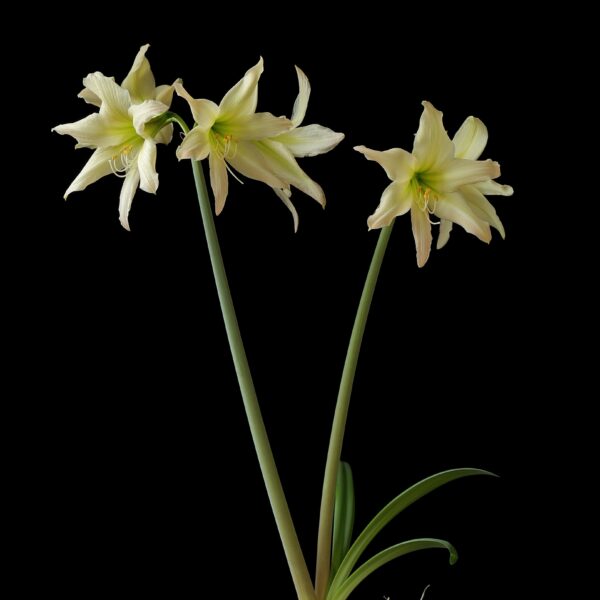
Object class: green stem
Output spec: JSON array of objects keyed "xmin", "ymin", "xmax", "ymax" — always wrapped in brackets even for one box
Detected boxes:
[
  {"xmin": 187, "ymin": 154, "xmax": 315, "ymax": 600},
  {"xmin": 315, "ymin": 224, "xmax": 394, "ymax": 599}
]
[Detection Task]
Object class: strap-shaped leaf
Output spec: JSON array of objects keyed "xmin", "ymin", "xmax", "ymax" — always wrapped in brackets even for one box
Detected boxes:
[
  {"xmin": 329, "ymin": 538, "xmax": 457, "ymax": 600},
  {"xmin": 331, "ymin": 461, "xmax": 355, "ymax": 578},
  {"xmin": 329, "ymin": 468, "xmax": 494, "ymax": 593}
]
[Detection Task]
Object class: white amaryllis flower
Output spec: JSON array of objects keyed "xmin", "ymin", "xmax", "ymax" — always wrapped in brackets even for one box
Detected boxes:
[
  {"xmin": 53, "ymin": 44, "xmax": 177, "ymax": 230},
  {"xmin": 176, "ymin": 59, "xmax": 344, "ymax": 230},
  {"xmin": 355, "ymin": 101, "xmax": 513, "ymax": 267}
]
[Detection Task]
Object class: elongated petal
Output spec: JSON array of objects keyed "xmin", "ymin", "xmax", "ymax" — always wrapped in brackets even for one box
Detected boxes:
[
  {"xmin": 121, "ymin": 44, "xmax": 156, "ymax": 103},
  {"xmin": 175, "ymin": 83, "xmax": 219, "ymax": 129},
  {"xmin": 411, "ymin": 205, "xmax": 432, "ymax": 267},
  {"xmin": 273, "ymin": 187, "xmax": 299, "ymax": 232},
  {"xmin": 129, "ymin": 99, "xmax": 169, "ymax": 137},
  {"xmin": 436, "ymin": 219, "xmax": 453, "ymax": 249},
  {"xmin": 83, "ymin": 72, "xmax": 131, "ymax": 122},
  {"xmin": 227, "ymin": 141, "xmax": 288, "ymax": 189},
  {"xmin": 461, "ymin": 185, "xmax": 505, "ymax": 238},
  {"xmin": 412, "ymin": 101, "xmax": 455, "ymax": 171},
  {"xmin": 225, "ymin": 112, "xmax": 293, "ymax": 140},
  {"xmin": 255, "ymin": 140, "xmax": 326, "ymax": 206},
  {"xmin": 276, "ymin": 124, "xmax": 344, "ymax": 157},
  {"xmin": 431, "ymin": 158, "xmax": 500, "ymax": 193},
  {"xmin": 53, "ymin": 113, "xmax": 132, "ymax": 149},
  {"xmin": 176, "ymin": 128, "xmax": 211, "ymax": 161},
  {"xmin": 474, "ymin": 179, "xmax": 514, "ymax": 196},
  {"xmin": 219, "ymin": 57, "xmax": 264, "ymax": 119},
  {"xmin": 155, "ymin": 82, "xmax": 178, "ymax": 107},
  {"xmin": 434, "ymin": 191, "xmax": 491, "ymax": 243},
  {"xmin": 155, "ymin": 123, "xmax": 174, "ymax": 145},
  {"xmin": 291, "ymin": 66, "xmax": 310, "ymax": 126},
  {"xmin": 63, "ymin": 147, "xmax": 115, "ymax": 198},
  {"xmin": 367, "ymin": 181, "xmax": 413, "ymax": 229},
  {"xmin": 119, "ymin": 165, "xmax": 141, "ymax": 230},
  {"xmin": 354, "ymin": 145, "xmax": 415, "ymax": 182},
  {"xmin": 78, "ymin": 86, "xmax": 102, "ymax": 107},
  {"xmin": 452, "ymin": 116, "xmax": 488, "ymax": 160},
  {"xmin": 209, "ymin": 153, "xmax": 229, "ymax": 215},
  {"xmin": 138, "ymin": 140, "xmax": 158, "ymax": 194}
]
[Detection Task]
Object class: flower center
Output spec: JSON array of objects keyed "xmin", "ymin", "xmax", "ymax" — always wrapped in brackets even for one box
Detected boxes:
[
  {"xmin": 110, "ymin": 144, "xmax": 135, "ymax": 178},
  {"xmin": 412, "ymin": 176, "xmax": 440, "ymax": 224},
  {"xmin": 211, "ymin": 131, "xmax": 237, "ymax": 160}
]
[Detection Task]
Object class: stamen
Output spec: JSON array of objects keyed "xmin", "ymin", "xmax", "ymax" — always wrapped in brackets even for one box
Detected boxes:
[{"xmin": 225, "ymin": 161, "xmax": 244, "ymax": 185}]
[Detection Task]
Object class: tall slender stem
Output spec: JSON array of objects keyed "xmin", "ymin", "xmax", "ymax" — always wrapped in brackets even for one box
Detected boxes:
[
  {"xmin": 189, "ymin": 157, "xmax": 315, "ymax": 600},
  {"xmin": 315, "ymin": 224, "xmax": 394, "ymax": 599}
]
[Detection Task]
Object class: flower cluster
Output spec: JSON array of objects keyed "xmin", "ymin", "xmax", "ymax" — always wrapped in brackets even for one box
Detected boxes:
[{"xmin": 54, "ymin": 46, "xmax": 344, "ymax": 232}]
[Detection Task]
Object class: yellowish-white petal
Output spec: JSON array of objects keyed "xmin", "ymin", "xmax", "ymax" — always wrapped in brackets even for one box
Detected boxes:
[
  {"xmin": 119, "ymin": 164, "xmax": 141, "ymax": 231},
  {"xmin": 176, "ymin": 128, "xmax": 211, "ymax": 161},
  {"xmin": 129, "ymin": 99, "xmax": 169, "ymax": 137},
  {"xmin": 461, "ymin": 185, "xmax": 505, "ymax": 238},
  {"xmin": 431, "ymin": 158, "xmax": 500, "ymax": 193},
  {"xmin": 276, "ymin": 124, "xmax": 344, "ymax": 157},
  {"xmin": 53, "ymin": 113, "xmax": 132, "ymax": 149},
  {"xmin": 175, "ymin": 83, "xmax": 219, "ymax": 129},
  {"xmin": 209, "ymin": 153, "xmax": 229, "ymax": 215},
  {"xmin": 219, "ymin": 57, "xmax": 264, "ymax": 120},
  {"xmin": 121, "ymin": 44, "xmax": 156, "ymax": 103},
  {"xmin": 452, "ymin": 116, "xmax": 488, "ymax": 160},
  {"xmin": 291, "ymin": 66, "xmax": 310, "ymax": 127},
  {"xmin": 434, "ymin": 191, "xmax": 491, "ymax": 243},
  {"xmin": 83, "ymin": 72, "xmax": 131, "ymax": 122},
  {"xmin": 367, "ymin": 180, "xmax": 413, "ymax": 230},
  {"xmin": 412, "ymin": 101, "xmax": 455, "ymax": 171},
  {"xmin": 411, "ymin": 205, "xmax": 433, "ymax": 268},
  {"xmin": 63, "ymin": 147, "xmax": 115, "ymax": 199},
  {"xmin": 473, "ymin": 179, "xmax": 514, "ymax": 196},
  {"xmin": 155, "ymin": 123, "xmax": 174, "ymax": 145},
  {"xmin": 225, "ymin": 113, "xmax": 293, "ymax": 140},
  {"xmin": 273, "ymin": 187, "xmax": 299, "ymax": 232},
  {"xmin": 255, "ymin": 141, "xmax": 326, "ymax": 206},
  {"xmin": 78, "ymin": 86, "xmax": 102, "ymax": 107},
  {"xmin": 227, "ymin": 141, "xmax": 288, "ymax": 189},
  {"xmin": 138, "ymin": 140, "xmax": 158, "ymax": 194},
  {"xmin": 437, "ymin": 219, "xmax": 453, "ymax": 249},
  {"xmin": 155, "ymin": 81, "xmax": 179, "ymax": 107},
  {"xmin": 354, "ymin": 145, "xmax": 416, "ymax": 182}
]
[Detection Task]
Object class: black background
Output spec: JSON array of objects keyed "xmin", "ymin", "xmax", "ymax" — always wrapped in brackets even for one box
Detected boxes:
[{"xmin": 17, "ymin": 5, "xmax": 580, "ymax": 599}]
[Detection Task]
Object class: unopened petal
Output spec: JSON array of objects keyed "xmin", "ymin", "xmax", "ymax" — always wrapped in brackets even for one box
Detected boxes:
[
  {"xmin": 277, "ymin": 124, "xmax": 344, "ymax": 157},
  {"xmin": 209, "ymin": 153, "xmax": 229, "ymax": 215},
  {"xmin": 452, "ymin": 116, "xmax": 488, "ymax": 160},
  {"xmin": 367, "ymin": 180, "xmax": 413, "ymax": 229},
  {"xmin": 219, "ymin": 57, "xmax": 264, "ymax": 120},
  {"xmin": 412, "ymin": 101, "xmax": 455, "ymax": 171},
  {"xmin": 411, "ymin": 205, "xmax": 433, "ymax": 268},
  {"xmin": 291, "ymin": 66, "xmax": 310, "ymax": 127},
  {"xmin": 434, "ymin": 191, "xmax": 491, "ymax": 243},
  {"xmin": 354, "ymin": 145, "xmax": 415, "ymax": 182},
  {"xmin": 138, "ymin": 140, "xmax": 158, "ymax": 194},
  {"xmin": 119, "ymin": 165, "xmax": 141, "ymax": 230},
  {"xmin": 121, "ymin": 44, "xmax": 156, "ymax": 103}
]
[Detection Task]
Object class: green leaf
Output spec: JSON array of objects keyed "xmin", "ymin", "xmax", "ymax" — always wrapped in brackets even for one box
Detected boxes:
[
  {"xmin": 328, "ymin": 468, "xmax": 495, "ymax": 595},
  {"xmin": 329, "ymin": 538, "xmax": 457, "ymax": 600},
  {"xmin": 331, "ymin": 462, "xmax": 355, "ymax": 579}
]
